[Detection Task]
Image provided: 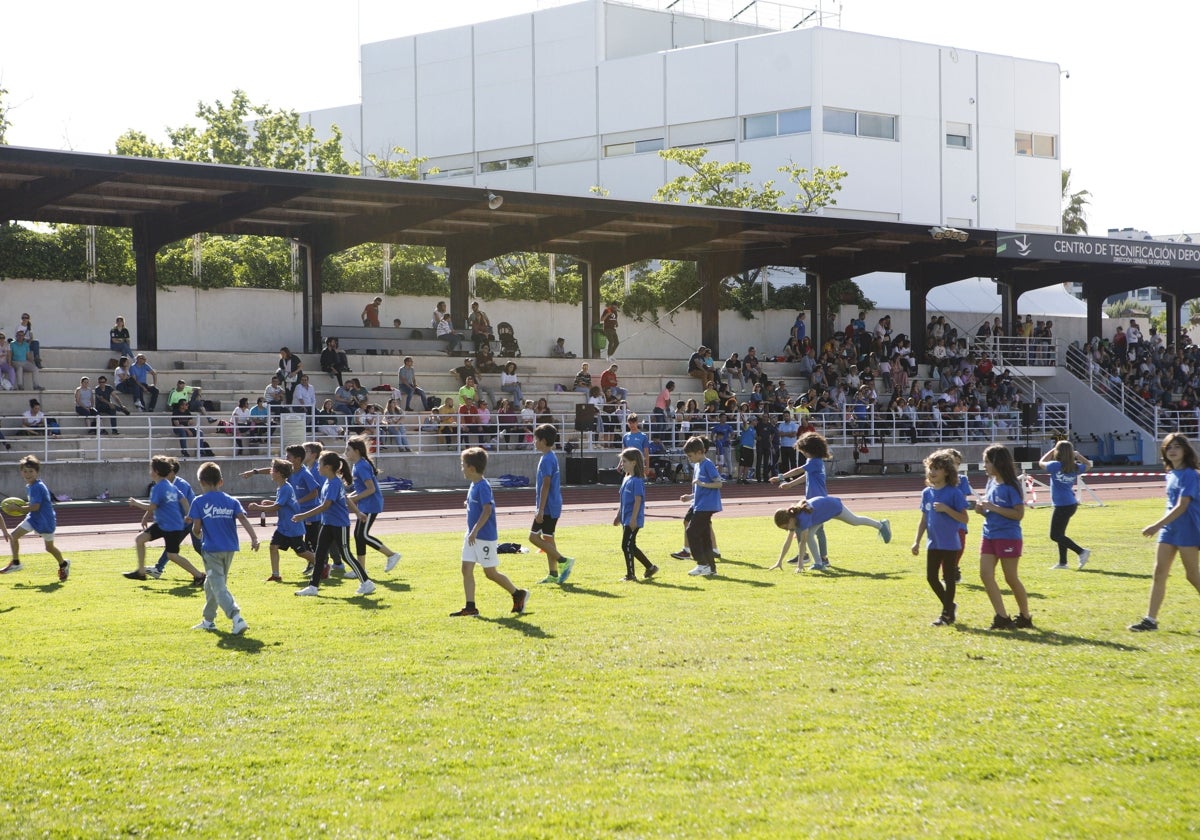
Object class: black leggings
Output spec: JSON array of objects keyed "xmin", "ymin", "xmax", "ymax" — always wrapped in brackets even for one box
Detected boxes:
[
  {"xmin": 621, "ymin": 525, "xmax": 653, "ymax": 578},
  {"xmin": 310, "ymin": 524, "xmax": 366, "ymax": 586},
  {"xmin": 926, "ymin": 548, "xmax": 959, "ymax": 614},
  {"xmin": 1049, "ymin": 504, "xmax": 1084, "ymax": 565},
  {"xmin": 354, "ymin": 512, "xmax": 387, "ymax": 556}
]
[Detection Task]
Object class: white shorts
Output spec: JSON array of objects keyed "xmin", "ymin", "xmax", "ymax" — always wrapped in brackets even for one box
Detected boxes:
[
  {"xmin": 15, "ymin": 518, "xmax": 54, "ymax": 541},
  {"xmin": 461, "ymin": 536, "xmax": 500, "ymax": 568}
]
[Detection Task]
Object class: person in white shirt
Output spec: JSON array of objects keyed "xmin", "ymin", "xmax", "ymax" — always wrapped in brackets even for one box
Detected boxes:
[{"xmin": 291, "ymin": 374, "xmax": 317, "ymax": 414}]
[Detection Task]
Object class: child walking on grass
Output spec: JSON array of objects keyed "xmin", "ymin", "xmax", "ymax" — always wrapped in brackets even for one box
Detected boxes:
[
  {"xmin": 977, "ymin": 444, "xmax": 1030, "ymax": 630},
  {"xmin": 452, "ymin": 446, "xmax": 529, "ymax": 617},
  {"xmin": 345, "ymin": 435, "xmax": 402, "ymax": 575},
  {"xmin": 682, "ymin": 436, "xmax": 723, "ymax": 577},
  {"xmin": 1039, "ymin": 441, "xmax": 1093, "ymax": 570},
  {"xmin": 911, "ymin": 450, "xmax": 969, "ymax": 625},
  {"xmin": 614, "ymin": 447, "xmax": 658, "ymax": 582},
  {"xmin": 530, "ymin": 424, "xmax": 574, "ymax": 584},
  {"xmin": 293, "ymin": 451, "xmax": 374, "ymax": 598},
  {"xmin": 769, "ymin": 496, "xmax": 891, "ymax": 572},
  {"xmin": 188, "ymin": 461, "xmax": 259, "ymax": 635},
  {"xmin": 247, "ymin": 459, "xmax": 316, "ymax": 582},
  {"xmin": 0, "ymin": 455, "xmax": 70, "ymax": 582},
  {"xmin": 1129, "ymin": 433, "xmax": 1200, "ymax": 632}
]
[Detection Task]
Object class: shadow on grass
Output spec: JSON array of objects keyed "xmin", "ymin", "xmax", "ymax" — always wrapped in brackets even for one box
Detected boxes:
[
  {"xmin": 216, "ymin": 634, "xmax": 266, "ymax": 654},
  {"xmin": 711, "ymin": 557, "xmax": 755, "ymax": 568},
  {"xmin": 1080, "ymin": 568, "xmax": 1152, "ymax": 580},
  {"xmin": 156, "ymin": 582, "xmax": 204, "ymax": 598},
  {"xmin": 954, "ymin": 581, "xmax": 1047, "ymax": 600},
  {"xmin": 643, "ymin": 580, "xmax": 705, "ymax": 592},
  {"xmin": 0, "ymin": 605, "xmax": 15, "ymax": 614},
  {"xmin": 14, "ymin": 581, "xmax": 64, "ymax": 593},
  {"xmin": 479, "ymin": 616, "xmax": 554, "ymax": 639},
  {"xmin": 817, "ymin": 566, "xmax": 903, "ymax": 581},
  {"xmin": 712, "ymin": 574, "xmax": 774, "ymax": 588},
  {"xmin": 956, "ymin": 625, "xmax": 1142, "ymax": 651},
  {"xmin": 375, "ymin": 580, "xmax": 412, "ymax": 593},
  {"xmin": 348, "ymin": 596, "xmax": 391, "ymax": 611},
  {"xmin": 559, "ymin": 584, "xmax": 623, "ymax": 599}
]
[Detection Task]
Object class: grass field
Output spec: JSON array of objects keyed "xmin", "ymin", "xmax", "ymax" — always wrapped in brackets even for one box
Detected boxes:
[{"xmin": 2, "ymin": 496, "xmax": 1200, "ymax": 838}]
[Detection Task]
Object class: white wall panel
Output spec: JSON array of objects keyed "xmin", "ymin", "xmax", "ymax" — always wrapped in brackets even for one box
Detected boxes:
[
  {"xmin": 665, "ymin": 42, "xmax": 735, "ymax": 124},
  {"xmin": 737, "ymin": 31, "xmax": 813, "ymax": 116},
  {"xmin": 598, "ymin": 53, "xmax": 664, "ymax": 133}
]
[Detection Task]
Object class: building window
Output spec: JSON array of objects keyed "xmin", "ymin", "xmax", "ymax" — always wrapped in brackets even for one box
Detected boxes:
[
  {"xmin": 603, "ymin": 138, "xmax": 664, "ymax": 157},
  {"xmin": 823, "ymin": 108, "xmax": 896, "ymax": 140},
  {"xmin": 423, "ymin": 166, "xmax": 473, "ymax": 181},
  {"xmin": 823, "ymin": 108, "xmax": 857, "ymax": 135},
  {"xmin": 1015, "ymin": 131, "xmax": 1057, "ymax": 158},
  {"xmin": 946, "ymin": 121, "xmax": 971, "ymax": 149},
  {"xmin": 479, "ymin": 156, "xmax": 533, "ymax": 174},
  {"xmin": 743, "ymin": 108, "xmax": 812, "ymax": 140},
  {"xmin": 743, "ymin": 114, "xmax": 776, "ymax": 140},
  {"xmin": 777, "ymin": 108, "xmax": 811, "ymax": 135}
]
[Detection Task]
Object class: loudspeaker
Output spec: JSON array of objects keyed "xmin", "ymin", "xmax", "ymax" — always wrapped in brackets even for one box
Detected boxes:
[
  {"xmin": 1014, "ymin": 446, "xmax": 1041, "ymax": 463},
  {"xmin": 565, "ymin": 457, "xmax": 598, "ymax": 485},
  {"xmin": 1020, "ymin": 404, "xmax": 1039, "ymax": 427},
  {"xmin": 574, "ymin": 403, "xmax": 598, "ymax": 433}
]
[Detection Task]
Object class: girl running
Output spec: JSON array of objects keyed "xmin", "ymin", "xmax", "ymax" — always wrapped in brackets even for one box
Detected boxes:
[
  {"xmin": 293, "ymin": 451, "xmax": 374, "ymax": 597},
  {"xmin": 345, "ymin": 436, "xmax": 402, "ymax": 575}
]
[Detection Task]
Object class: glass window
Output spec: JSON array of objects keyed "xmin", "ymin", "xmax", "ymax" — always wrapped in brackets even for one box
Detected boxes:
[
  {"xmin": 1014, "ymin": 131, "xmax": 1033, "ymax": 156},
  {"xmin": 946, "ymin": 133, "xmax": 969, "ymax": 148},
  {"xmin": 1033, "ymin": 133, "xmax": 1056, "ymax": 158},
  {"xmin": 479, "ymin": 160, "xmax": 505, "ymax": 173},
  {"xmin": 858, "ymin": 113, "xmax": 895, "ymax": 140},
  {"xmin": 603, "ymin": 142, "xmax": 635, "ymax": 157},
  {"xmin": 946, "ymin": 122, "xmax": 971, "ymax": 149},
  {"xmin": 743, "ymin": 114, "xmax": 776, "ymax": 140},
  {"xmin": 778, "ymin": 108, "xmax": 811, "ymax": 136},
  {"xmin": 823, "ymin": 109, "xmax": 857, "ymax": 135},
  {"xmin": 634, "ymin": 138, "xmax": 665, "ymax": 153}
]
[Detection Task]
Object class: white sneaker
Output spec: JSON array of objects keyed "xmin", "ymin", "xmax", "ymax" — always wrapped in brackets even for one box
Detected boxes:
[
  {"xmin": 687, "ymin": 565, "xmax": 707, "ymax": 576},
  {"xmin": 343, "ymin": 565, "xmax": 359, "ymax": 580},
  {"xmin": 192, "ymin": 619, "xmax": 216, "ymax": 630},
  {"xmin": 1049, "ymin": 563, "xmax": 1069, "ymax": 570},
  {"xmin": 231, "ymin": 615, "xmax": 248, "ymax": 635},
  {"xmin": 385, "ymin": 552, "xmax": 402, "ymax": 572},
  {"xmin": 295, "ymin": 585, "xmax": 319, "ymax": 596},
  {"xmin": 697, "ymin": 565, "xmax": 715, "ymax": 577},
  {"xmin": 1078, "ymin": 549, "xmax": 1091, "ymax": 569},
  {"xmin": 356, "ymin": 579, "xmax": 376, "ymax": 596}
]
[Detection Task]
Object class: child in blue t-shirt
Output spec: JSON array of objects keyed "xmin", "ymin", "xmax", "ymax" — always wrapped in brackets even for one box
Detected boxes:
[
  {"xmin": 187, "ymin": 461, "xmax": 259, "ymax": 635},
  {"xmin": 1, "ymin": 455, "xmax": 70, "ymax": 582},
  {"xmin": 681, "ymin": 436, "xmax": 722, "ymax": 577},
  {"xmin": 125, "ymin": 455, "xmax": 206, "ymax": 584},
  {"xmin": 614, "ymin": 447, "xmax": 657, "ymax": 582},
  {"xmin": 1039, "ymin": 441, "xmax": 1093, "ymax": 570},
  {"xmin": 911, "ymin": 450, "xmax": 969, "ymax": 625},
  {"xmin": 771, "ymin": 431, "xmax": 834, "ymax": 569},
  {"xmin": 452, "ymin": 446, "xmax": 529, "ymax": 616},
  {"xmin": 293, "ymin": 451, "xmax": 372, "ymax": 597},
  {"xmin": 1130, "ymin": 432, "xmax": 1200, "ymax": 632},
  {"xmin": 247, "ymin": 458, "xmax": 317, "ymax": 582},
  {"xmin": 736, "ymin": 418, "xmax": 757, "ymax": 484},
  {"xmin": 530, "ymin": 424, "xmax": 573, "ymax": 584},
  {"xmin": 346, "ymin": 436, "xmax": 402, "ymax": 575},
  {"xmin": 770, "ymin": 495, "xmax": 890, "ymax": 571},
  {"xmin": 976, "ymin": 444, "xmax": 1029, "ymax": 630}
]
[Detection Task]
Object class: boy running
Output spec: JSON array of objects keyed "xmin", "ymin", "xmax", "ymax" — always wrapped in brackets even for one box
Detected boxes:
[
  {"xmin": 247, "ymin": 459, "xmax": 317, "ymax": 582},
  {"xmin": 530, "ymin": 424, "xmax": 574, "ymax": 584},
  {"xmin": 189, "ymin": 462, "xmax": 259, "ymax": 634},
  {"xmin": 1, "ymin": 455, "xmax": 70, "ymax": 581}
]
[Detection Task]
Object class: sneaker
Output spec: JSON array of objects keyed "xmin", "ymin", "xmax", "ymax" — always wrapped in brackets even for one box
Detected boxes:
[
  {"xmin": 231, "ymin": 615, "xmax": 248, "ymax": 635},
  {"xmin": 687, "ymin": 565, "xmax": 707, "ymax": 576},
  {"xmin": 712, "ymin": 550, "xmax": 722, "ymax": 559},
  {"xmin": 1049, "ymin": 563, "xmax": 1069, "ymax": 570},
  {"xmin": 811, "ymin": 560, "xmax": 830, "ymax": 571},
  {"xmin": 1078, "ymin": 549, "xmax": 1091, "ymax": 569},
  {"xmin": 786, "ymin": 555, "xmax": 800, "ymax": 565},
  {"xmin": 538, "ymin": 574, "xmax": 559, "ymax": 584},
  {"xmin": 989, "ymin": 614, "xmax": 1015, "ymax": 630},
  {"xmin": 621, "ymin": 575, "xmax": 637, "ymax": 582},
  {"xmin": 295, "ymin": 585, "xmax": 319, "ymax": 596},
  {"xmin": 57, "ymin": 560, "xmax": 70, "ymax": 582},
  {"xmin": 557, "ymin": 557, "xmax": 575, "ymax": 584},
  {"xmin": 1129, "ymin": 617, "xmax": 1158, "ymax": 632},
  {"xmin": 146, "ymin": 566, "xmax": 162, "ymax": 580},
  {"xmin": 670, "ymin": 549, "xmax": 692, "ymax": 561},
  {"xmin": 0, "ymin": 561, "xmax": 23, "ymax": 574},
  {"xmin": 931, "ymin": 613, "xmax": 954, "ymax": 626},
  {"xmin": 644, "ymin": 564, "xmax": 659, "ymax": 580},
  {"xmin": 123, "ymin": 569, "xmax": 147, "ymax": 581},
  {"xmin": 192, "ymin": 620, "xmax": 217, "ymax": 631},
  {"xmin": 697, "ymin": 565, "xmax": 715, "ymax": 577},
  {"xmin": 342, "ymin": 565, "xmax": 359, "ymax": 580},
  {"xmin": 1013, "ymin": 614, "xmax": 1034, "ymax": 629},
  {"xmin": 302, "ymin": 563, "xmax": 315, "ymax": 577},
  {"xmin": 878, "ymin": 519, "xmax": 892, "ymax": 544},
  {"xmin": 265, "ymin": 575, "xmax": 283, "ymax": 583},
  {"xmin": 192, "ymin": 575, "xmax": 206, "ymax": 587},
  {"xmin": 450, "ymin": 606, "xmax": 480, "ymax": 617},
  {"xmin": 385, "ymin": 552, "xmax": 402, "ymax": 573},
  {"xmin": 331, "ymin": 564, "xmax": 345, "ymax": 576},
  {"xmin": 355, "ymin": 579, "xmax": 376, "ymax": 596},
  {"xmin": 512, "ymin": 588, "xmax": 530, "ymax": 614}
]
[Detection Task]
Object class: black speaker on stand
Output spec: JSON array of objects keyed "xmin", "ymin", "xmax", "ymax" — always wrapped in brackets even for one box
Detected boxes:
[
  {"xmin": 567, "ymin": 404, "xmax": 599, "ymax": 484},
  {"xmin": 1014, "ymin": 402, "xmax": 1041, "ymax": 463}
]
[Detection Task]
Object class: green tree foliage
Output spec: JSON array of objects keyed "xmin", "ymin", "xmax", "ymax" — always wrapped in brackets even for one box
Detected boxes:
[{"xmin": 1062, "ymin": 168, "xmax": 1091, "ymax": 235}]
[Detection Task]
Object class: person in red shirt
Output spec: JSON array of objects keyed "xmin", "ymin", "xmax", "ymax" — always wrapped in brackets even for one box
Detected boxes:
[
  {"xmin": 361, "ymin": 296, "xmax": 382, "ymax": 327},
  {"xmin": 458, "ymin": 399, "xmax": 482, "ymax": 446},
  {"xmin": 601, "ymin": 364, "xmax": 627, "ymax": 401}
]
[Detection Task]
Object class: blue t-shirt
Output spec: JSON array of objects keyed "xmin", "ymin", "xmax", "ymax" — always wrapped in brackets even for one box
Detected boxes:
[
  {"xmin": 1045, "ymin": 461, "xmax": 1085, "ymax": 508},
  {"xmin": 536, "ymin": 451, "xmax": 562, "ymax": 518},
  {"xmin": 981, "ymin": 479, "xmax": 1023, "ymax": 540},
  {"xmin": 307, "ymin": 462, "xmax": 322, "ymax": 489},
  {"xmin": 711, "ymin": 422, "xmax": 733, "ymax": 444},
  {"xmin": 150, "ymin": 479, "xmax": 185, "ymax": 531},
  {"xmin": 796, "ymin": 496, "xmax": 843, "ymax": 531},
  {"xmin": 352, "ymin": 459, "xmax": 384, "ymax": 514},
  {"xmin": 619, "ymin": 475, "xmax": 645, "ymax": 528},
  {"xmin": 319, "ymin": 477, "xmax": 351, "ymax": 527},
  {"xmin": 188, "ymin": 491, "xmax": 246, "ymax": 552},
  {"xmin": 777, "ymin": 420, "xmax": 799, "ymax": 447},
  {"xmin": 622, "ymin": 430, "xmax": 649, "ymax": 454},
  {"xmin": 26, "ymin": 480, "xmax": 55, "ymax": 533},
  {"xmin": 467, "ymin": 479, "xmax": 498, "ymax": 541},
  {"xmin": 1160, "ymin": 468, "xmax": 1200, "ymax": 547},
  {"xmin": 801, "ymin": 457, "xmax": 827, "ymax": 499},
  {"xmin": 692, "ymin": 458, "xmax": 722, "ymax": 512},
  {"xmin": 739, "ymin": 426, "xmax": 756, "ymax": 448},
  {"xmin": 956, "ymin": 473, "xmax": 974, "ymax": 533},
  {"xmin": 274, "ymin": 482, "xmax": 305, "ymax": 538},
  {"xmin": 173, "ymin": 476, "xmax": 196, "ymax": 505},
  {"xmin": 921, "ymin": 485, "xmax": 967, "ymax": 551},
  {"xmin": 289, "ymin": 465, "xmax": 322, "ymax": 506}
]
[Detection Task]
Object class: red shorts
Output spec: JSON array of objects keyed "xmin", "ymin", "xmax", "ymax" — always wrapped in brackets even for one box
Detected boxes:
[{"xmin": 980, "ymin": 538, "xmax": 1022, "ymax": 560}]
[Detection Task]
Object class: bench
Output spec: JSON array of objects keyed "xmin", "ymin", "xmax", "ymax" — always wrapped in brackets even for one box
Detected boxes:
[{"xmin": 322, "ymin": 325, "xmax": 461, "ymax": 356}]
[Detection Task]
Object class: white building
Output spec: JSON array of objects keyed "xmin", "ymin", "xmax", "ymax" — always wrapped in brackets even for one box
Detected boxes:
[{"xmin": 310, "ymin": 0, "xmax": 1062, "ymax": 232}]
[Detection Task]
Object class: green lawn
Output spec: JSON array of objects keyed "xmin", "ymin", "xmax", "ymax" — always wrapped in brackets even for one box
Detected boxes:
[{"xmin": 2, "ymin": 498, "xmax": 1199, "ymax": 838}]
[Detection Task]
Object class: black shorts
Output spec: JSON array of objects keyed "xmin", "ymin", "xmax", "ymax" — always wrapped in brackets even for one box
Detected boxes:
[
  {"xmin": 738, "ymin": 446, "xmax": 755, "ymax": 467},
  {"xmin": 531, "ymin": 514, "xmax": 559, "ymax": 536},
  {"xmin": 145, "ymin": 524, "xmax": 186, "ymax": 554},
  {"xmin": 271, "ymin": 531, "xmax": 310, "ymax": 554}
]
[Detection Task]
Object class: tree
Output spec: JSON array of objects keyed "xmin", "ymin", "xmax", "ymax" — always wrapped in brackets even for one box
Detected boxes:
[
  {"xmin": 0, "ymin": 84, "xmax": 10, "ymax": 146},
  {"xmin": 1062, "ymin": 168, "xmax": 1091, "ymax": 235}
]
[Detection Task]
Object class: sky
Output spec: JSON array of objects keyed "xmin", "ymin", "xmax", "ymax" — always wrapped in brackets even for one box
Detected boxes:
[{"xmin": 0, "ymin": 0, "xmax": 1194, "ymax": 236}]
